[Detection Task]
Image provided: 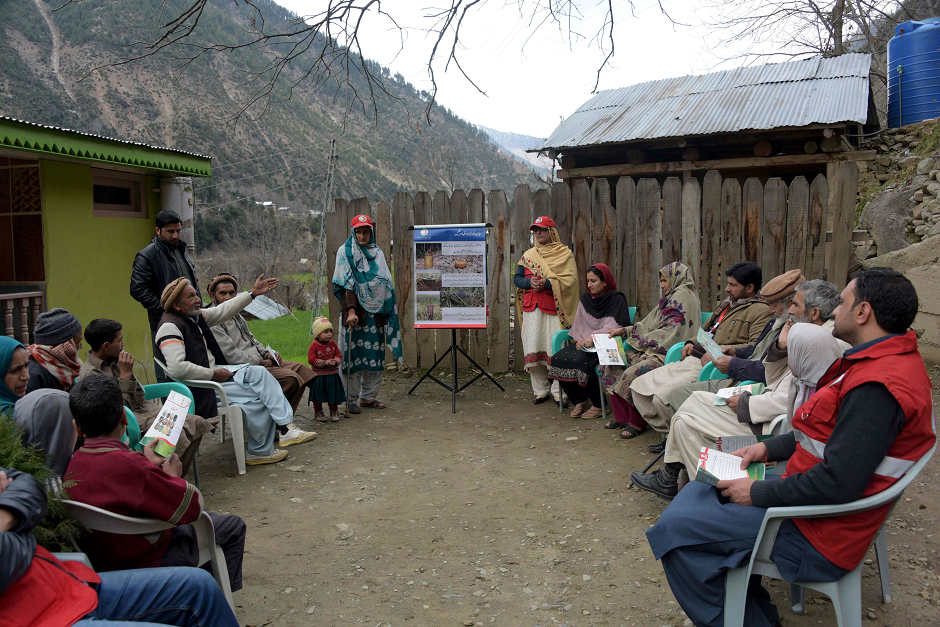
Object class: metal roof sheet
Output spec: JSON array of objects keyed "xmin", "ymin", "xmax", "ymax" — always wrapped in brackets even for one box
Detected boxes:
[
  {"xmin": 540, "ymin": 54, "xmax": 872, "ymax": 150},
  {"xmin": 242, "ymin": 294, "xmax": 290, "ymax": 320}
]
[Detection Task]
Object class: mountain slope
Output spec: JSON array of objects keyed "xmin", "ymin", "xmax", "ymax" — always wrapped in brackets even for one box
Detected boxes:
[
  {"xmin": 479, "ymin": 125, "xmax": 553, "ymax": 177},
  {"xmin": 0, "ymin": 0, "xmax": 540, "ymax": 215}
]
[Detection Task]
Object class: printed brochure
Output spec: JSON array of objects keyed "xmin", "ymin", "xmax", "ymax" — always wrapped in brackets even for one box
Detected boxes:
[
  {"xmin": 140, "ymin": 391, "xmax": 192, "ymax": 457},
  {"xmin": 694, "ymin": 447, "xmax": 766, "ymax": 486}
]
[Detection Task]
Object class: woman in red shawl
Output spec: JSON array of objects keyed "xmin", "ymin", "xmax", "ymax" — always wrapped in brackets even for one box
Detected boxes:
[{"xmin": 547, "ymin": 264, "xmax": 632, "ymax": 419}]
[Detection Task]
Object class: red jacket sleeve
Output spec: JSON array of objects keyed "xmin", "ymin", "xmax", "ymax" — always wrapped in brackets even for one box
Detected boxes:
[{"xmin": 307, "ymin": 342, "xmax": 317, "ymax": 367}]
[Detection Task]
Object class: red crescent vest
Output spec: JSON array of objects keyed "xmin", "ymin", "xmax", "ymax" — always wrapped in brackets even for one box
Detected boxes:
[
  {"xmin": 784, "ymin": 331, "xmax": 934, "ymax": 570},
  {"xmin": 0, "ymin": 546, "xmax": 100, "ymax": 627},
  {"xmin": 521, "ymin": 268, "xmax": 558, "ymax": 314}
]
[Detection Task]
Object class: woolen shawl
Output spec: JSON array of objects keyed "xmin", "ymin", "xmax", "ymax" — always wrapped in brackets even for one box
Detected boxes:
[
  {"xmin": 786, "ymin": 322, "xmax": 844, "ymax": 422},
  {"xmin": 568, "ymin": 264, "xmax": 632, "ymax": 342},
  {"xmin": 14, "ymin": 389, "xmax": 74, "ymax": 477},
  {"xmin": 625, "ymin": 262, "xmax": 702, "ymax": 356},
  {"xmin": 0, "ymin": 336, "xmax": 25, "ymax": 412},
  {"xmin": 515, "ymin": 226, "xmax": 580, "ymax": 328},
  {"xmin": 332, "ymin": 224, "xmax": 403, "ymax": 362}
]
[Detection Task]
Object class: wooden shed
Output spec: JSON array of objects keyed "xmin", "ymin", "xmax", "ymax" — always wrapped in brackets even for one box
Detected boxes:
[{"xmin": 533, "ymin": 53, "xmax": 878, "ymax": 304}]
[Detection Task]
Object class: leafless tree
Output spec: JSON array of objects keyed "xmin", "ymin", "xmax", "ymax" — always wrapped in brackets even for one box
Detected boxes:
[
  {"xmin": 57, "ymin": 0, "xmax": 678, "ymax": 124},
  {"xmin": 698, "ymin": 0, "xmax": 935, "ymax": 120}
]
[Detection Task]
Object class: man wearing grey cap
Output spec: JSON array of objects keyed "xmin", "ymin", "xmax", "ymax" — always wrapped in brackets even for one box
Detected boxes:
[{"xmin": 26, "ymin": 308, "xmax": 83, "ymax": 393}]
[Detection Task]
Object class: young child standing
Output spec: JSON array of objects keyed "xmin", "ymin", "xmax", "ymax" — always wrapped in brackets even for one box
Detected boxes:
[{"xmin": 307, "ymin": 317, "xmax": 346, "ymax": 422}]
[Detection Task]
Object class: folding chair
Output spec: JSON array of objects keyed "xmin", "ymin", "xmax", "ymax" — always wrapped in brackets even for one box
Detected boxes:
[
  {"xmin": 154, "ymin": 359, "xmax": 247, "ymax": 475},
  {"xmin": 724, "ymin": 441, "xmax": 937, "ymax": 627},
  {"xmin": 62, "ymin": 499, "xmax": 235, "ymax": 610}
]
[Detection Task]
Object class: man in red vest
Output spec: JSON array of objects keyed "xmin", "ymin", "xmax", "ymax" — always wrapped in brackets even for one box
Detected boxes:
[
  {"xmin": 0, "ymin": 466, "xmax": 238, "ymax": 627},
  {"xmin": 646, "ymin": 267, "xmax": 934, "ymax": 627}
]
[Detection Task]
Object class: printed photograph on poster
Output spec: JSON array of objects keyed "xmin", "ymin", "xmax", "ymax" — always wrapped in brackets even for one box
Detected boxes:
[
  {"xmin": 441, "ymin": 287, "xmax": 485, "ymax": 308},
  {"xmin": 416, "ymin": 293, "xmax": 443, "ymax": 321},
  {"xmin": 415, "ymin": 243, "xmax": 485, "ymax": 274},
  {"xmin": 416, "ymin": 270, "xmax": 443, "ymax": 291}
]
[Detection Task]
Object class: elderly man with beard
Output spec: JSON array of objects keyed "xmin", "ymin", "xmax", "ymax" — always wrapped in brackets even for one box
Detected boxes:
[
  {"xmin": 207, "ymin": 273, "xmax": 316, "ymax": 417},
  {"xmin": 155, "ymin": 275, "xmax": 317, "ymax": 467}
]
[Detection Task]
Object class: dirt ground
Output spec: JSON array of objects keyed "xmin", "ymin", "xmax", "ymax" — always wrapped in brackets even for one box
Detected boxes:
[{"xmin": 194, "ymin": 366, "xmax": 940, "ymax": 627}]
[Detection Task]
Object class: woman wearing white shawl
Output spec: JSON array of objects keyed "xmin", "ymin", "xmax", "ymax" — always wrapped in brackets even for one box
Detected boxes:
[
  {"xmin": 332, "ymin": 214, "xmax": 402, "ymax": 413},
  {"xmin": 785, "ymin": 322, "xmax": 846, "ymax": 426}
]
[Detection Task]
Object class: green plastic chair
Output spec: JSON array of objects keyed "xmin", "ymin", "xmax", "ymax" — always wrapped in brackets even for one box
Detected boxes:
[{"xmin": 123, "ymin": 407, "xmax": 142, "ymax": 451}]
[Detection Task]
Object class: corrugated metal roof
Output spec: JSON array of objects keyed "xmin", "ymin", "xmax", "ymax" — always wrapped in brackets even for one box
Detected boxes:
[
  {"xmin": 540, "ymin": 54, "xmax": 872, "ymax": 150},
  {"xmin": 242, "ymin": 294, "xmax": 290, "ymax": 320}
]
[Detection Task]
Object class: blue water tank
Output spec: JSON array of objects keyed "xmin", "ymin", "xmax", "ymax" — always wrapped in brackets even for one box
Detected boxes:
[{"xmin": 888, "ymin": 18, "xmax": 940, "ymax": 128}]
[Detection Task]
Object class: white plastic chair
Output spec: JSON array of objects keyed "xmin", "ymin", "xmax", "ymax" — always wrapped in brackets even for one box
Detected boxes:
[
  {"xmin": 724, "ymin": 441, "xmax": 936, "ymax": 627},
  {"xmin": 155, "ymin": 358, "xmax": 247, "ymax": 475},
  {"xmin": 63, "ymin": 499, "xmax": 235, "ymax": 610}
]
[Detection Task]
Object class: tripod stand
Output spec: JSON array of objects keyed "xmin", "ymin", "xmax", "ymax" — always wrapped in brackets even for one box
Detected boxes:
[{"xmin": 408, "ymin": 328, "xmax": 504, "ymax": 413}]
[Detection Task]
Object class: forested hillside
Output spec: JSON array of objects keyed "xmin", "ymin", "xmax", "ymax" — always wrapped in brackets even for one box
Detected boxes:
[{"xmin": 0, "ymin": 0, "xmax": 540, "ymax": 215}]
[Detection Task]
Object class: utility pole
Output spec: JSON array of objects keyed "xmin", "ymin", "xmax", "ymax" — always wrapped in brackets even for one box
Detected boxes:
[{"xmin": 310, "ymin": 139, "xmax": 337, "ymax": 335}]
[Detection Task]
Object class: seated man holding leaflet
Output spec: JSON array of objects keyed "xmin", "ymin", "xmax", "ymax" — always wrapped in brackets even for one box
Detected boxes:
[
  {"xmin": 65, "ymin": 375, "xmax": 246, "ymax": 591},
  {"xmin": 646, "ymin": 268, "xmax": 934, "ymax": 627}
]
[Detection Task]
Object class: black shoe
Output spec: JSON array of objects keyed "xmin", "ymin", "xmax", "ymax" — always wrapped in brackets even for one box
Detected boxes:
[
  {"xmin": 646, "ymin": 441, "xmax": 666, "ymax": 454},
  {"xmin": 630, "ymin": 468, "xmax": 678, "ymax": 499},
  {"xmin": 533, "ymin": 395, "xmax": 550, "ymax": 405}
]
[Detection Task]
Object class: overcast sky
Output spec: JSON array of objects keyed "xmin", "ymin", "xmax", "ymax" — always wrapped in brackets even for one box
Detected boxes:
[{"xmin": 270, "ymin": 0, "xmax": 730, "ymax": 139}]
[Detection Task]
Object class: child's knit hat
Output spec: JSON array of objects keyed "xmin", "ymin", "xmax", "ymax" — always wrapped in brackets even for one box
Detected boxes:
[{"xmin": 311, "ymin": 317, "xmax": 333, "ymax": 340}]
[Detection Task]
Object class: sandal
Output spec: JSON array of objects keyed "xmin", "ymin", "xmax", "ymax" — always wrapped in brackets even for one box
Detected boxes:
[
  {"xmin": 569, "ymin": 401, "xmax": 590, "ymax": 418},
  {"xmin": 360, "ymin": 399, "xmax": 387, "ymax": 409},
  {"xmin": 580, "ymin": 407, "xmax": 603, "ymax": 420},
  {"xmin": 604, "ymin": 420, "xmax": 624, "ymax": 429},
  {"xmin": 620, "ymin": 425, "xmax": 647, "ymax": 439}
]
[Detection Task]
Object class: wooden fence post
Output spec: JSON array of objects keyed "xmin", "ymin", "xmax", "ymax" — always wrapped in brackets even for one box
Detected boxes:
[
  {"xmin": 701, "ymin": 171, "xmax": 722, "ymax": 308},
  {"xmin": 487, "ymin": 190, "xmax": 511, "ymax": 372},
  {"xmin": 828, "ymin": 161, "xmax": 859, "ymax": 289},
  {"xmin": 533, "ymin": 188, "xmax": 551, "ymax": 224},
  {"xmin": 742, "ymin": 178, "xmax": 762, "ymax": 263},
  {"xmin": 392, "ymin": 193, "xmax": 416, "ymax": 368},
  {"xmin": 512, "ymin": 185, "xmax": 532, "ymax": 372},
  {"xmin": 662, "ymin": 177, "xmax": 682, "ymax": 266},
  {"xmin": 785, "ymin": 177, "xmax": 809, "ymax": 274},
  {"xmin": 571, "ymin": 180, "xmax": 592, "ymax": 283},
  {"xmin": 681, "ymin": 178, "xmax": 701, "ymax": 287},
  {"xmin": 552, "ymin": 182, "xmax": 572, "ymax": 247},
  {"xmin": 413, "ymin": 192, "xmax": 434, "ymax": 368},
  {"xmin": 432, "ymin": 190, "xmax": 451, "ymax": 363},
  {"xmin": 592, "ymin": 178, "xmax": 616, "ymax": 275},
  {"xmin": 468, "ymin": 189, "xmax": 487, "ymax": 366},
  {"xmin": 806, "ymin": 175, "xmax": 829, "ymax": 281},
  {"xmin": 451, "ymin": 190, "xmax": 470, "ymax": 368},
  {"xmin": 635, "ymin": 178, "xmax": 662, "ymax": 315},
  {"xmin": 616, "ymin": 177, "xmax": 636, "ymax": 308},
  {"xmin": 720, "ymin": 179, "xmax": 743, "ymax": 279},
  {"xmin": 374, "ymin": 200, "xmax": 393, "ymax": 363},
  {"xmin": 762, "ymin": 178, "xmax": 787, "ymax": 277},
  {"xmin": 326, "ymin": 198, "xmax": 349, "ymax": 329}
]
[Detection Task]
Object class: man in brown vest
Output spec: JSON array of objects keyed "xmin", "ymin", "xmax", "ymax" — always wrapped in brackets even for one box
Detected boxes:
[{"xmin": 155, "ymin": 275, "xmax": 316, "ymax": 467}]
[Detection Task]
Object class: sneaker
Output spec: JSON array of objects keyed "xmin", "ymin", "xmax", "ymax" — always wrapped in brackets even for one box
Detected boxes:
[
  {"xmin": 246, "ymin": 448, "xmax": 288, "ymax": 466},
  {"xmin": 279, "ymin": 423, "xmax": 317, "ymax": 447},
  {"xmin": 330, "ymin": 408, "xmax": 340, "ymax": 422},
  {"xmin": 314, "ymin": 410, "xmax": 328, "ymax": 422}
]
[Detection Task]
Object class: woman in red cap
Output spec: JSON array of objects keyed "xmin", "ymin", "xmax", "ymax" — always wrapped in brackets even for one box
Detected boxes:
[
  {"xmin": 547, "ymin": 264, "xmax": 631, "ymax": 419},
  {"xmin": 332, "ymin": 214, "xmax": 402, "ymax": 413},
  {"xmin": 515, "ymin": 216, "xmax": 580, "ymax": 405}
]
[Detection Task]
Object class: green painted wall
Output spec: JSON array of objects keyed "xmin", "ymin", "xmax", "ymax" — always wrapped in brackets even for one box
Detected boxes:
[{"xmin": 40, "ymin": 160, "xmax": 160, "ymax": 383}]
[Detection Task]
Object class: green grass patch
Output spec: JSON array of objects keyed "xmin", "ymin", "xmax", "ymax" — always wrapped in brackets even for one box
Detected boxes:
[{"xmin": 247, "ymin": 309, "xmax": 327, "ymax": 364}]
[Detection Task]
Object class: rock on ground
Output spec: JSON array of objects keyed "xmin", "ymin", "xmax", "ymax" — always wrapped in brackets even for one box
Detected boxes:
[{"xmin": 859, "ymin": 186, "xmax": 916, "ymax": 255}]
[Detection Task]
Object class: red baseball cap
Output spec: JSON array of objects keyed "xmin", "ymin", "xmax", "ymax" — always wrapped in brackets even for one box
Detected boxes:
[
  {"xmin": 351, "ymin": 214, "xmax": 373, "ymax": 228},
  {"xmin": 530, "ymin": 216, "xmax": 556, "ymax": 230}
]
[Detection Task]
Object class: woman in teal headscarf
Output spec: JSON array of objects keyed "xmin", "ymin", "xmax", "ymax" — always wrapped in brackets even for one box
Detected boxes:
[
  {"xmin": 1, "ymin": 336, "xmax": 30, "ymax": 415},
  {"xmin": 332, "ymin": 214, "xmax": 403, "ymax": 413}
]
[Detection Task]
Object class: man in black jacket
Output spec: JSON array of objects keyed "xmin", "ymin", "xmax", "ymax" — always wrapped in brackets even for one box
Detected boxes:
[{"xmin": 130, "ymin": 210, "xmax": 202, "ymax": 381}]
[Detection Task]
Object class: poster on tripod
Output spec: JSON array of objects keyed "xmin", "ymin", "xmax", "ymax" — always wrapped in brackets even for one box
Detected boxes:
[{"xmin": 414, "ymin": 223, "xmax": 487, "ymax": 329}]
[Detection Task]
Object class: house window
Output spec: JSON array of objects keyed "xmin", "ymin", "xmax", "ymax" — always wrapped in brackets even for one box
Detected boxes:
[
  {"xmin": 0, "ymin": 158, "xmax": 44, "ymax": 283},
  {"xmin": 92, "ymin": 169, "xmax": 145, "ymax": 218}
]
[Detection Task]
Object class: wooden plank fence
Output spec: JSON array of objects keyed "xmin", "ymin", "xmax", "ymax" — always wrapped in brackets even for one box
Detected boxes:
[{"xmin": 324, "ymin": 164, "xmax": 858, "ymax": 372}]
